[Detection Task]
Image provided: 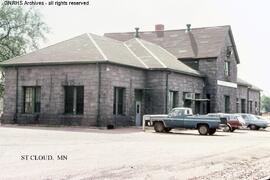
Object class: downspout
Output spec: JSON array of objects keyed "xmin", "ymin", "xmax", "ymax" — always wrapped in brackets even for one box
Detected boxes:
[
  {"xmin": 14, "ymin": 67, "xmax": 19, "ymax": 123},
  {"xmin": 97, "ymin": 63, "xmax": 101, "ymax": 127},
  {"xmin": 247, "ymin": 87, "xmax": 250, "ymax": 113},
  {"xmin": 259, "ymin": 92, "xmax": 261, "ymax": 115},
  {"xmin": 165, "ymin": 71, "xmax": 169, "ymax": 114}
]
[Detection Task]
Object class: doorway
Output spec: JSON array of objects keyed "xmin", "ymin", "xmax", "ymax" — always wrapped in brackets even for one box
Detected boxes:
[
  {"xmin": 135, "ymin": 89, "xmax": 143, "ymax": 126},
  {"xmin": 135, "ymin": 101, "xmax": 141, "ymax": 126}
]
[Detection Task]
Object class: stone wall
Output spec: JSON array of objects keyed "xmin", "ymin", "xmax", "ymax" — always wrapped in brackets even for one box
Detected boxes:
[
  {"xmin": 99, "ymin": 63, "xmax": 146, "ymax": 127},
  {"xmin": 237, "ymin": 85, "xmax": 261, "ymax": 114},
  {"xmin": 248, "ymin": 89, "xmax": 260, "ymax": 115},
  {"xmin": 2, "ymin": 64, "xmax": 100, "ymax": 126},
  {"xmin": 167, "ymin": 72, "xmax": 205, "ymax": 113},
  {"xmin": 198, "ymin": 58, "xmax": 217, "ymax": 112}
]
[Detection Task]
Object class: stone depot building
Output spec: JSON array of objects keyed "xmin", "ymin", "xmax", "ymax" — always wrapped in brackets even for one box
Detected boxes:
[{"xmin": 0, "ymin": 25, "xmax": 261, "ymax": 127}]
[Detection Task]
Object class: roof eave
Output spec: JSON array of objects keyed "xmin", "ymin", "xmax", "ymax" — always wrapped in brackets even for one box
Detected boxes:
[
  {"xmin": 0, "ymin": 60, "xmax": 109, "ymax": 67},
  {"xmin": 150, "ymin": 67, "xmax": 204, "ymax": 78},
  {"xmin": 228, "ymin": 27, "xmax": 240, "ymax": 64},
  {"xmin": 178, "ymin": 56, "xmax": 217, "ymax": 60}
]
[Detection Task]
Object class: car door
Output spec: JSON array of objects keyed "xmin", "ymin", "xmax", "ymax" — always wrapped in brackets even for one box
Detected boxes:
[
  {"xmin": 165, "ymin": 109, "xmax": 184, "ymax": 128},
  {"xmin": 184, "ymin": 114, "xmax": 196, "ymax": 128}
]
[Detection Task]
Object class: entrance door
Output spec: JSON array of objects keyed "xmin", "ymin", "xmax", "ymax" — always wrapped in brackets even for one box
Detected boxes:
[{"xmin": 135, "ymin": 101, "xmax": 141, "ymax": 126}]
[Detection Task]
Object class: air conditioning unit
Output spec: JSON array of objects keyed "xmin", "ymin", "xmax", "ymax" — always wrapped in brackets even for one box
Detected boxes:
[{"xmin": 184, "ymin": 93, "xmax": 195, "ymax": 100}]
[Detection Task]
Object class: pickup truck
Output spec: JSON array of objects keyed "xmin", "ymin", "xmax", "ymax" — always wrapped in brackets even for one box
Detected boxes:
[{"xmin": 143, "ymin": 107, "xmax": 226, "ymax": 135}]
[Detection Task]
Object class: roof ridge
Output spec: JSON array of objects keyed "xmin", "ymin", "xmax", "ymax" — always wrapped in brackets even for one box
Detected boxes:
[
  {"xmin": 87, "ymin": 33, "xmax": 108, "ymax": 61},
  {"xmin": 123, "ymin": 42, "xmax": 149, "ymax": 69},
  {"xmin": 104, "ymin": 25, "xmax": 231, "ymax": 35},
  {"xmin": 136, "ymin": 38, "xmax": 201, "ymax": 75},
  {"xmin": 135, "ymin": 38, "xmax": 167, "ymax": 68}
]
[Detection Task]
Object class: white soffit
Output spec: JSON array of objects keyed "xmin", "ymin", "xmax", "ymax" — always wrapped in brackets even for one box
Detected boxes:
[{"xmin": 217, "ymin": 80, "xmax": 238, "ymax": 88}]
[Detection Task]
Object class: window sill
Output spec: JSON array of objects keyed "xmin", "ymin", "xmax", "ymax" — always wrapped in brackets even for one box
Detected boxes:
[
  {"xmin": 62, "ymin": 113, "xmax": 84, "ymax": 116},
  {"xmin": 113, "ymin": 114, "xmax": 126, "ymax": 116},
  {"xmin": 21, "ymin": 113, "xmax": 40, "ymax": 115}
]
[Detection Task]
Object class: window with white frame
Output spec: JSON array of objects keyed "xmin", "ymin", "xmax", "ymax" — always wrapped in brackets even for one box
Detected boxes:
[{"xmin": 224, "ymin": 61, "xmax": 230, "ymax": 76}]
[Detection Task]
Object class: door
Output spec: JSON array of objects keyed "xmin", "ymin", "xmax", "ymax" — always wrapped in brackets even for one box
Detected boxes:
[
  {"xmin": 135, "ymin": 101, "xmax": 141, "ymax": 126},
  {"xmin": 166, "ymin": 109, "xmax": 184, "ymax": 128}
]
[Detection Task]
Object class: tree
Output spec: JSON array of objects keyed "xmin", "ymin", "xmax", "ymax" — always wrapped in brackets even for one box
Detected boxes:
[
  {"xmin": 0, "ymin": 5, "xmax": 49, "ymax": 97},
  {"xmin": 261, "ymin": 95, "xmax": 270, "ymax": 112}
]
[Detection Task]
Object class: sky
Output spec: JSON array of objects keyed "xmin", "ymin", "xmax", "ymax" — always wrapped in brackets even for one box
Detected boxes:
[{"xmin": 32, "ymin": 0, "xmax": 270, "ymax": 95}]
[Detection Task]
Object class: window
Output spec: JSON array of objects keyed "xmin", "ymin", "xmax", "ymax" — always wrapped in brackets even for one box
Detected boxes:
[
  {"xmin": 255, "ymin": 101, "xmax": 259, "ymax": 114},
  {"xmin": 241, "ymin": 99, "xmax": 246, "ymax": 113},
  {"xmin": 236, "ymin": 98, "xmax": 239, "ymax": 113},
  {"xmin": 249, "ymin": 101, "xmax": 253, "ymax": 113},
  {"xmin": 224, "ymin": 95, "xmax": 230, "ymax": 113},
  {"xmin": 64, "ymin": 86, "xmax": 84, "ymax": 114},
  {"xmin": 224, "ymin": 61, "xmax": 230, "ymax": 76},
  {"xmin": 182, "ymin": 60, "xmax": 199, "ymax": 70},
  {"xmin": 195, "ymin": 93, "xmax": 201, "ymax": 114},
  {"xmin": 113, "ymin": 87, "xmax": 125, "ymax": 115},
  {"xmin": 206, "ymin": 94, "xmax": 211, "ymax": 113},
  {"xmin": 169, "ymin": 109, "xmax": 183, "ymax": 117},
  {"xmin": 168, "ymin": 91, "xmax": 178, "ymax": 111},
  {"xmin": 23, "ymin": 87, "xmax": 41, "ymax": 114}
]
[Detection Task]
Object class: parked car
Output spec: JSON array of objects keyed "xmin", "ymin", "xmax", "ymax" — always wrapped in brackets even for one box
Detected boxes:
[
  {"xmin": 207, "ymin": 113, "xmax": 245, "ymax": 132},
  {"xmin": 239, "ymin": 114, "xmax": 269, "ymax": 130},
  {"xmin": 256, "ymin": 116, "xmax": 270, "ymax": 121},
  {"xmin": 143, "ymin": 107, "xmax": 227, "ymax": 135}
]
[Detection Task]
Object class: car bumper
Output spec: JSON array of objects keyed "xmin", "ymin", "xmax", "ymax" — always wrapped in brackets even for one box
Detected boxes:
[{"xmin": 218, "ymin": 124, "xmax": 229, "ymax": 129}]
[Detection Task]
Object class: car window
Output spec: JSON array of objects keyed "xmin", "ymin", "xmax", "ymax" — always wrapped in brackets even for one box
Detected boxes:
[
  {"xmin": 186, "ymin": 109, "xmax": 192, "ymax": 115},
  {"xmin": 241, "ymin": 115, "xmax": 248, "ymax": 120},
  {"xmin": 169, "ymin": 109, "xmax": 182, "ymax": 117},
  {"xmin": 250, "ymin": 114, "xmax": 258, "ymax": 120}
]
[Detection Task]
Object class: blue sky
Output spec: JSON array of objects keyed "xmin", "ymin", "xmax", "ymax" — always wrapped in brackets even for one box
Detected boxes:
[{"xmin": 37, "ymin": 0, "xmax": 270, "ymax": 95}]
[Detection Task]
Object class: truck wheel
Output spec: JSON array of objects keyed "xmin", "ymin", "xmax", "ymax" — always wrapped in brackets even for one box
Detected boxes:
[
  {"xmin": 250, "ymin": 124, "xmax": 258, "ymax": 130},
  {"xmin": 209, "ymin": 128, "xmax": 216, "ymax": 135},
  {"xmin": 154, "ymin": 122, "xmax": 165, "ymax": 133},
  {"xmin": 198, "ymin": 125, "xmax": 209, "ymax": 135},
  {"xmin": 164, "ymin": 128, "xmax": 172, "ymax": 133}
]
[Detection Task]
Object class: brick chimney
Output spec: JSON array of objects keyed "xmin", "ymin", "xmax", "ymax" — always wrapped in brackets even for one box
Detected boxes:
[{"xmin": 155, "ymin": 24, "xmax": 164, "ymax": 37}]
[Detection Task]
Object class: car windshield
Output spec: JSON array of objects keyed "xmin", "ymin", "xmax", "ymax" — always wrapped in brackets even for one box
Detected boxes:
[
  {"xmin": 169, "ymin": 109, "xmax": 183, "ymax": 117},
  {"xmin": 241, "ymin": 114, "xmax": 248, "ymax": 120},
  {"xmin": 249, "ymin": 114, "xmax": 259, "ymax": 120},
  {"xmin": 236, "ymin": 115, "xmax": 245, "ymax": 123}
]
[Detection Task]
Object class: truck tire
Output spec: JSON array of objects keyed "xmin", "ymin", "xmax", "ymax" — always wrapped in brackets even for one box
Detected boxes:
[
  {"xmin": 198, "ymin": 125, "xmax": 209, "ymax": 135},
  {"xmin": 164, "ymin": 128, "xmax": 172, "ymax": 133},
  {"xmin": 209, "ymin": 128, "xmax": 216, "ymax": 135},
  {"xmin": 154, "ymin": 122, "xmax": 165, "ymax": 133}
]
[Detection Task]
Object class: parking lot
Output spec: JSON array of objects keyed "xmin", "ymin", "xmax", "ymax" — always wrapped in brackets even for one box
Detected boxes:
[{"xmin": 1, "ymin": 125, "xmax": 270, "ymax": 180}]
